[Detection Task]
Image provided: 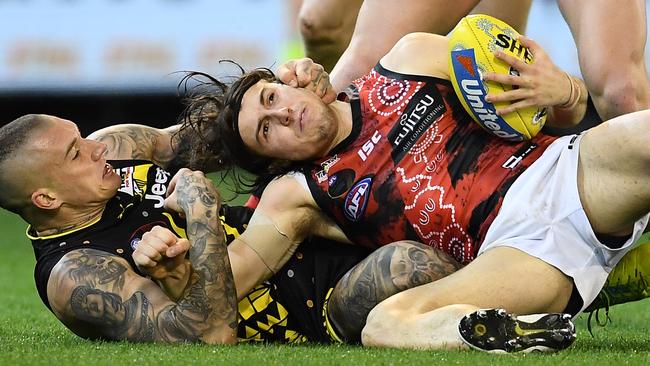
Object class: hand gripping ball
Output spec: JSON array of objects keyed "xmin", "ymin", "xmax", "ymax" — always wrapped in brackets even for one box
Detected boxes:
[{"xmin": 448, "ymin": 14, "xmax": 547, "ymax": 141}]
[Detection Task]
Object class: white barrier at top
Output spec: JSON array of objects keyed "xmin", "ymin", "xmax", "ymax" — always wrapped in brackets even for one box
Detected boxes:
[{"xmin": 0, "ymin": 0, "xmax": 289, "ymax": 92}]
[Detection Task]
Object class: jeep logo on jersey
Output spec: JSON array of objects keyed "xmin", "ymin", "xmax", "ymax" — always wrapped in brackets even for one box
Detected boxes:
[
  {"xmin": 344, "ymin": 177, "xmax": 373, "ymax": 221},
  {"xmin": 387, "ymin": 83, "xmax": 446, "ymax": 164},
  {"xmin": 145, "ymin": 167, "xmax": 171, "ymax": 208}
]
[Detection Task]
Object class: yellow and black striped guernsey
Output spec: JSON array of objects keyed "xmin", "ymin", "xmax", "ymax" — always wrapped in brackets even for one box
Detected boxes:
[{"xmin": 31, "ymin": 160, "xmax": 370, "ymax": 343}]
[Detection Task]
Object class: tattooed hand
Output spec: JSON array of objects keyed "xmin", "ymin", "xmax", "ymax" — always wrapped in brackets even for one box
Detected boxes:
[
  {"xmin": 277, "ymin": 58, "xmax": 337, "ymax": 104},
  {"xmin": 164, "ymin": 168, "xmax": 220, "ymax": 217},
  {"xmin": 162, "ymin": 167, "xmax": 237, "ymax": 343}
]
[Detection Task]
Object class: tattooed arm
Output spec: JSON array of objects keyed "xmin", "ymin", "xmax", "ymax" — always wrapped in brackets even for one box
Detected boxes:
[
  {"xmin": 326, "ymin": 240, "xmax": 462, "ymax": 343},
  {"xmin": 86, "ymin": 59, "xmax": 336, "ymax": 171},
  {"xmin": 47, "ymin": 169, "xmax": 237, "ymax": 343},
  {"xmin": 87, "ymin": 124, "xmax": 181, "ymax": 169}
]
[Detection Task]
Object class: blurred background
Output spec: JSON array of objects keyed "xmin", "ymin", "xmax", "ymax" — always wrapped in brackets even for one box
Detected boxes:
[{"xmin": 0, "ymin": 0, "xmax": 649, "ymax": 135}]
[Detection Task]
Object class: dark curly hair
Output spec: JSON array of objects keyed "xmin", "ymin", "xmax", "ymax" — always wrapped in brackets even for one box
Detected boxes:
[{"xmin": 176, "ymin": 63, "xmax": 302, "ymax": 193}]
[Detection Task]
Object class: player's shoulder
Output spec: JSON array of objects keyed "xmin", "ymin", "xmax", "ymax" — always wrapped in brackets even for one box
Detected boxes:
[
  {"xmin": 258, "ymin": 172, "xmax": 318, "ymax": 213},
  {"xmin": 380, "ymin": 32, "xmax": 450, "ymax": 79},
  {"xmin": 262, "ymin": 172, "xmax": 309, "ymax": 199}
]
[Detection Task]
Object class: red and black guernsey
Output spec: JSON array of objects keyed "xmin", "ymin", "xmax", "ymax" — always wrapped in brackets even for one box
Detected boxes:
[{"xmin": 303, "ymin": 64, "xmax": 558, "ymax": 264}]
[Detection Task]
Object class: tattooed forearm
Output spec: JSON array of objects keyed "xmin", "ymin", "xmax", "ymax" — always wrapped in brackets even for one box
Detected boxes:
[
  {"xmin": 91, "ymin": 125, "xmax": 178, "ymax": 167},
  {"xmin": 167, "ymin": 171, "xmax": 238, "ymax": 340},
  {"xmin": 156, "ymin": 272, "xmax": 212, "ymax": 342},
  {"xmin": 327, "ymin": 241, "xmax": 462, "ymax": 343}
]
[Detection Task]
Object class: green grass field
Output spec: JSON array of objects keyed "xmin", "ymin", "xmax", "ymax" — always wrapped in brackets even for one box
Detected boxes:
[{"xmin": 2, "ymin": 207, "xmax": 650, "ymax": 365}]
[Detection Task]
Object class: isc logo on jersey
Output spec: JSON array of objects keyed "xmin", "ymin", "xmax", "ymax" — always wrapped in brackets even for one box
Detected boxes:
[
  {"xmin": 448, "ymin": 14, "xmax": 547, "ymax": 141},
  {"xmin": 344, "ymin": 177, "xmax": 373, "ymax": 221}
]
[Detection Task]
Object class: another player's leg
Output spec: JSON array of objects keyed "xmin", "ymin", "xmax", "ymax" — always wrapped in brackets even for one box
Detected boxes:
[
  {"xmin": 330, "ymin": 0, "xmax": 479, "ymax": 91},
  {"xmin": 578, "ymin": 109, "xmax": 650, "ymax": 236},
  {"xmin": 298, "ymin": 0, "xmax": 363, "ymax": 72},
  {"xmin": 326, "ymin": 241, "xmax": 462, "ymax": 343},
  {"xmin": 361, "ymin": 246, "xmax": 575, "ymax": 351},
  {"xmin": 329, "ymin": 0, "xmax": 532, "ymax": 91},
  {"xmin": 586, "ymin": 236, "xmax": 650, "ymax": 312},
  {"xmin": 558, "ymin": 0, "xmax": 650, "ymax": 120},
  {"xmin": 470, "ymin": 0, "xmax": 532, "ymax": 33}
]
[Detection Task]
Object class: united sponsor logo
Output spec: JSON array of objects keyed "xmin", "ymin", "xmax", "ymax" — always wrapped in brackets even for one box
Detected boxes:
[
  {"xmin": 451, "ymin": 48, "xmax": 521, "ymax": 140},
  {"xmin": 344, "ymin": 177, "xmax": 373, "ymax": 221},
  {"xmin": 456, "ymin": 54, "xmax": 477, "ymax": 77},
  {"xmin": 387, "ymin": 83, "xmax": 446, "ymax": 163}
]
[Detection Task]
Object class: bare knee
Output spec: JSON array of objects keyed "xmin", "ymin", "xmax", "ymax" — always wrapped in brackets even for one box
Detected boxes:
[
  {"xmin": 361, "ymin": 288, "xmax": 436, "ymax": 347},
  {"xmin": 298, "ymin": 5, "xmax": 356, "ymax": 69},
  {"xmin": 362, "ymin": 296, "xmax": 408, "ymax": 347},
  {"xmin": 298, "ymin": 9, "xmax": 328, "ymax": 43},
  {"xmin": 588, "ymin": 69, "xmax": 650, "ymax": 118}
]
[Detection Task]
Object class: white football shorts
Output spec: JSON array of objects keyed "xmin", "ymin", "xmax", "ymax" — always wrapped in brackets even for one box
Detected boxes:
[{"xmin": 478, "ymin": 133, "xmax": 650, "ymax": 314}]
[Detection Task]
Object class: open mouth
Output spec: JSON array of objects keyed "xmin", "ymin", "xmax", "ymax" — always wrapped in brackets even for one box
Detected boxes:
[{"xmin": 103, "ymin": 163, "xmax": 114, "ymax": 178}]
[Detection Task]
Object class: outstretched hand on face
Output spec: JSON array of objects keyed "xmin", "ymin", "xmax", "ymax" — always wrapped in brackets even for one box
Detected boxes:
[{"xmin": 277, "ymin": 58, "xmax": 337, "ymax": 104}]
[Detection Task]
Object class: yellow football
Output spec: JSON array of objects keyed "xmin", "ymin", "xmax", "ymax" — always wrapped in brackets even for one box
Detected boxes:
[{"xmin": 448, "ymin": 14, "xmax": 546, "ymax": 141}]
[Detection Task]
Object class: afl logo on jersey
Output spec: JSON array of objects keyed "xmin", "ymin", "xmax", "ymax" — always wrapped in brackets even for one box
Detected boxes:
[{"xmin": 344, "ymin": 177, "xmax": 373, "ymax": 221}]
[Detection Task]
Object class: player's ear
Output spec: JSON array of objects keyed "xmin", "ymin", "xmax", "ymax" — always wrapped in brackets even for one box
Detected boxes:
[{"xmin": 31, "ymin": 189, "xmax": 62, "ymax": 210}]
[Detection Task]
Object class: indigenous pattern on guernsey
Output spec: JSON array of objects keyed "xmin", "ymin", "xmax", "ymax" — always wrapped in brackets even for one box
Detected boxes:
[
  {"xmin": 303, "ymin": 64, "xmax": 558, "ymax": 264},
  {"xmin": 30, "ymin": 160, "xmax": 367, "ymax": 343}
]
